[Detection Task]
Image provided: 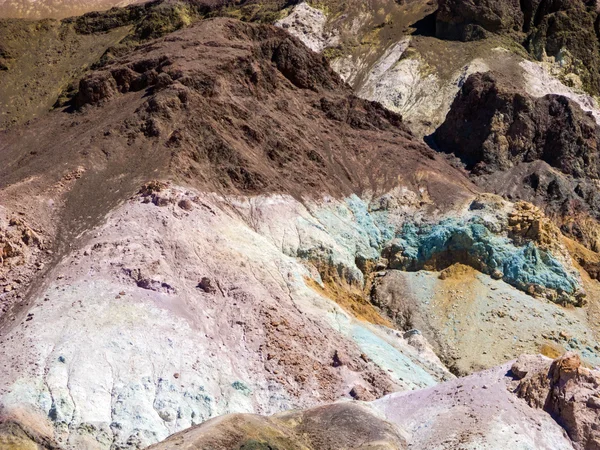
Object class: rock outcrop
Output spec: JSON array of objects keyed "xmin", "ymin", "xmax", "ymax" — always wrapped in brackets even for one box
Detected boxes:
[
  {"xmin": 150, "ymin": 357, "xmax": 579, "ymax": 449},
  {"xmin": 434, "ymin": 72, "xmax": 600, "ymax": 179},
  {"xmin": 513, "ymin": 352, "xmax": 600, "ymax": 450},
  {"xmin": 436, "ymin": 0, "xmax": 524, "ymax": 41},
  {"xmin": 380, "ymin": 198, "xmax": 584, "ymax": 305},
  {"xmin": 435, "ymin": 0, "xmax": 600, "ymax": 94},
  {"xmin": 434, "ymin": 71, "xmax": 600, "ymax": 255}
]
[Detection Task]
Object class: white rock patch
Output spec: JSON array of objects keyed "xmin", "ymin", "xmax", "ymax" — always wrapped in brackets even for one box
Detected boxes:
[
  {"xmin": 355, "ymin": 40, "xmax": 489, "ymax": 136},
  {"xmin": 275, "ymin": 2, "xmax": 338, "ymax": 53},
  {"xmin": 520, "ymin": 59, "xmax": 600, "ymax": 125}
]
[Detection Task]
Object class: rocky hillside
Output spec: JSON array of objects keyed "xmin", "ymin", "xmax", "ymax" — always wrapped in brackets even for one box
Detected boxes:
[
  {"xmin": 147, "ymin": 352, "xmax": 600, "ymax": 450},
  {"xmin": 0, "ymin": 0, "xmax": 143, "ymax": 19},
  {"xmin": 279, "ymin": 0, "xmax": 600, "ymax": 137},
  {"xmin": 1, "ymin": 1, "xmax": 600, "ymax": 449}
]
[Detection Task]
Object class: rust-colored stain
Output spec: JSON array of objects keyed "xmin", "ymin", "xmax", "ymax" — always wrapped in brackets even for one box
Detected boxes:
[
  {"xmin": 305, "ymin": 276, "xmax": 392, "ymax": 327},
  {"xmin": 540, "ymin": 342, "xmax": 565, "ymax": 360}
]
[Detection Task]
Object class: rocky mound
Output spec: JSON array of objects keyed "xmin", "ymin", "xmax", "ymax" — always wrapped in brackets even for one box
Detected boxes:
[
  {"xmin": 433, "ymin": 71, "xmax": 600, "ymax": 253},
  {"xmin": 512, "ymin": 352, "xmax": 600, "ymax": 450},
  {"xmin": 435, "ymin": 0, "xmax": 600, "ymax": 94},
  {"xmin": 436, "ymin": 0, "xmax": 524, "ymax": 41},
  {"xmin": 150, "ymin": 355, "xmax": 582, "ymax": 449},
  {"xmin": 434, "ymin": 72, "xmax": 600, "ymax": 179},
  {"xmin": 147, "ymin": 402, "xmax": 408, "ymax": 449}
]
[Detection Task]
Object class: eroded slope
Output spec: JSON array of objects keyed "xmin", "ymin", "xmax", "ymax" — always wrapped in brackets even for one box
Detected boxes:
[{"xmin": 0, "ymin": 17, "xmax": 471, "ymax": 449}]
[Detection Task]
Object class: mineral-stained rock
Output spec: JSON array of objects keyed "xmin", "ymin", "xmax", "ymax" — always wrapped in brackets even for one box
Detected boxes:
[
  {"xmin": 372, "ymin": 266, "xmax": 600, "ymax": 375},
  {"xmin": 514, "ymin": 352, "xmax": 600, "ymax": 450},
  {"xmin": 380, "ymin": 198, "xmax": 584, "ymax": 304},
  {"xmin": 434, "ymin": 71, "xmax": 600, "ymax": 254},
  {"xmin": 150, "ymin": 361, "xmax": 577, "ymax": 449},
  {"xmin": 434, "ymin": 72, "xmax": 600, "ymax": 179}
]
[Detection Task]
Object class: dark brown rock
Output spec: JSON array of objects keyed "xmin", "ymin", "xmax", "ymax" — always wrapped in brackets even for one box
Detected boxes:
[
  {"xmin": 435, "ymin": 0, "xmax": 600, "ymax": 94},
  {"xmin": 434, "ymin": 72, "xmax": 600, "ymax": 179},
  {"xmin": 197, "ymin": 277, "xmax": 216, "ymax": 293},
  {"xmin": 524, "ymin": 0, "xmax": 600, "ymax": 93},
  {"xmin": 349, "ymin": 385, "xmax": 376, "ymax": 401},
  {"xmin": 436, "ymin": 0, "xmax": 524, "ymax": 41}
]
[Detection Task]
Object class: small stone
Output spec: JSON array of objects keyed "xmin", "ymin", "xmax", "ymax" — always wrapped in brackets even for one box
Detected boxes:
[
  {"xmin": 332, "ymin": 350, "xmax": 351, "ymax": 367},
  {"xmin": 491, "ymin": 269, "xmax": 503, "ymax": 280},
  {"xmin": 403, "ymin": 329, "xmax": 421, "ymax": 339},
  {"xmin": 178, "ymin": 199, "xmax": 194, "ymax": 211},
  {"xmin": 158, "ymin": 408, "xmax": 177, "ymax": 422},
  {"xmin": 587, "ymin": 396, "xmax": 600, "ymax": 409},
  {"xmin": 173, "ymin": 372, "xmax": 180, "ymax": 379},
  {"xmin": 197, "ymin": 277, "xmax": 216, "ymax": 294},
  {"xmin": 349, "ymin": 385, "xmax": 376, "ymax": 401}
]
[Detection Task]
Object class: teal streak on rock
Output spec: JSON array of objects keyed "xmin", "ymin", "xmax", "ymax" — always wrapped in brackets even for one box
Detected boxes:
[
  {"xmin": 351, "ymin": 325, "xmax": 437, "ymax": 390},
  {"xmin": 308, "ymin": 196, "xmax": 579, "ymax": 298},
  {"xmin": 345, "ymin": 194, "xmax": 390, "ymax": 249},
  {"xmin": 391, "ymin": 218, "xmax": 579, "ymax": 295}
]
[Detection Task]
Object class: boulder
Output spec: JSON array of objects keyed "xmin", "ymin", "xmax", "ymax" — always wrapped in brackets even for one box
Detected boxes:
[{"xmin": 514, "ymin": 352, "xmax": 600, "ymax": 449}]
